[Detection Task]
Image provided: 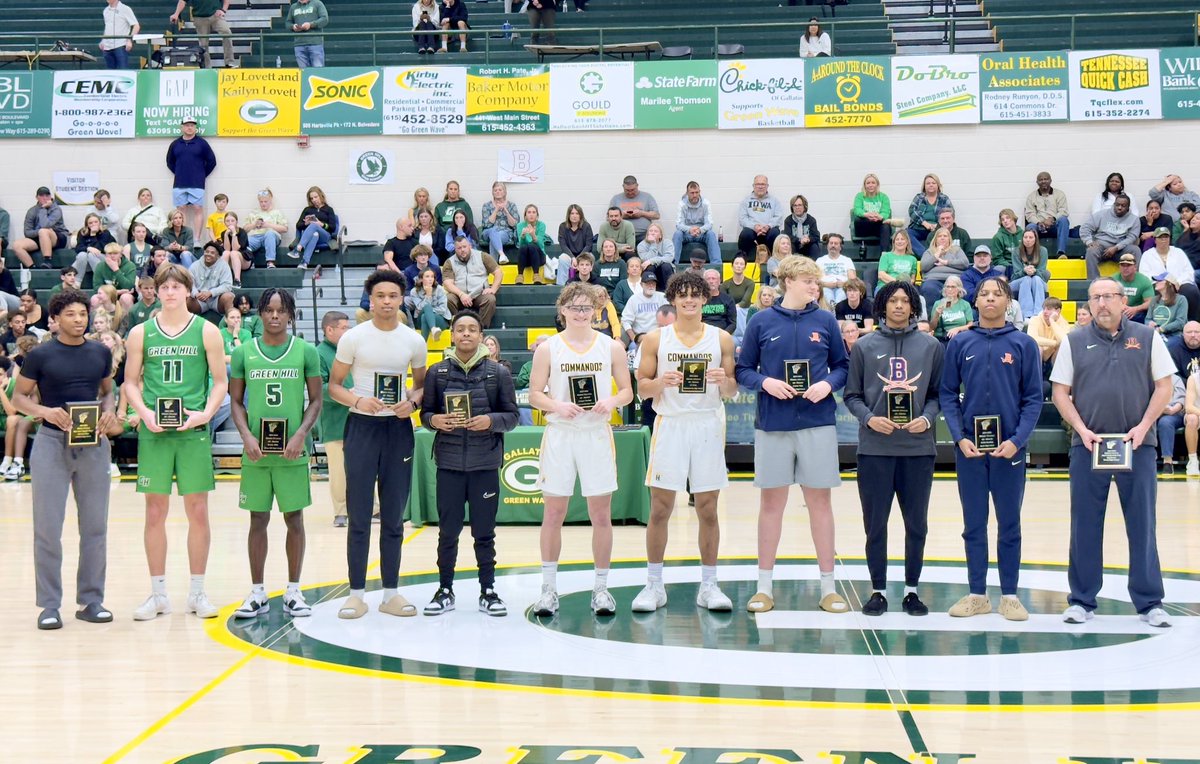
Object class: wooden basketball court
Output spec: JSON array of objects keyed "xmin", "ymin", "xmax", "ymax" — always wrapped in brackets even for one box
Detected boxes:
[{"xmin": 5, "ymin": 474, "xmax": 1200, "ymax": 764}]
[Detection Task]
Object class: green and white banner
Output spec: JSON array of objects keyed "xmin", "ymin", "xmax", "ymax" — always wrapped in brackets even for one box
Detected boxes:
[
  {"xmin": 136, "ymin": 69, "xmax": 217, "ymax": 137},
  {"xmin": 466, "ymin": 64, "xmax": 550, "ymax": 134},
  {"xmin": 51, "ymin": 71, "xmax": 137, "ymax": 139},
  {"xmin": 301, "ymin": 67, "xmax": 383, "ymax": 135},
  {"xmin": 0, "ymin": 71, "xmax": 51, "ymax": 138},
  {"xmin": 549, "ymin": 62, "xmax": 634, "ymax": 131},
  {"xmin": 979, "ymin": 52, "xmax": 1068, "ymax": 123},
  {"xmin": 891, "ymin": 55, "xmax": 979, "ymax": 125},
  {"xmin": 717, "ymin": 59, "xmax": 805, "ymax": 130},
  {"xmin": 1068, "ymin": 49, "xmax": 1161, "ymax": 121},
  {"xmin": 382, "ymin": 65, "xmax": 466, "ymax": 135},
  {"xmin": 1159, "ymin": 47, "xmax": 1200, "ymax": 121},
  {"xmin": 633, "ymin": 60, "xmax": 718, "ymax": 130},
  {"xmin": 804, "ymin": 56, "xmax": 891, "ymax": 127}
]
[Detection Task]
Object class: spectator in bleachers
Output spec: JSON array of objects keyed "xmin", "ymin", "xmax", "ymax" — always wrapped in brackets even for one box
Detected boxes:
[
  {"xmin": 1092, "ymin": 172, "xmax": 1139, "ymax": 218},
  {"xmin": 122, "ymin": 188, "xmax": 168, "ymax": 247},
  {"xmin": 1006, "ymin": 298, "xmax": 1026, "ymax": 331},
  {"xmin": 434, "ymin": 181, "xmax": 472, "ymax": 228},
  {"xmin": 514, "ymin": 333, "xmax": 547, "ymax": 427},
  {"xmin": 1026, "ymin": 295, "xmax": 1070, "ymax": 378},
  {"xmin": 876, "ymin": 229, "xmax": 918, "ymax": 294},
  {"xmin": 170, "ymin": 0, "xmax": 236, "ymax": 68},
  {"xmin": 961, "ymin": 245, "xmax": 1005, "ymax": 304},
  {"xmin": 930, "ymin": 275, "xmax": 972, "ymax": 343},
  {"xmin": 0, "ymin": 358, "xmax": 29, "ymax": 480},
  {"xmin": 100, "ymin": 0, "xmax": 140, "ymax": 69},
  {"xmin": 798, "ymin": 17, "xmax": 831, "ymax": 58},
  {"xmin": 906, "ymin": 174, "xmax": 952, "ymax": 256},
  {"xmin": 1149, "ymin": 174, "xmax": 1200, "ymax": 218},
  {"xmin": 222, "ymin": 212, "xmax": 252, "ymax": 287},
  {"xmin": 737, "ymin": 175, "xmax": 784, "ymax": 257},
  {"xmin": 382, "ymin": 218, "xmax": 417, "ymax": 274},
  {"xmin": 596, "ymin": 207, "xmax": 636, "ymax": 259},
  {"xmin": 205, "ymin": 193, "xmax": 228, "ymax": 243},
  {"xmin": 701, "ymin": 269, "xmax": 736, "ymax": 334},
  {"xmin": 483, "ymin": 335, "xmax": 511, "ymax": 373},
  {"xmin": 127, "ymin": 277, "xmax": 160, "ymax": 331},
  {"xmin": 555, "ymin": 204, "xmax": 593, "ymax": 286},
  {"xmin": 415, "ymin": 209, "xmax": 447, "ymax": 262},
  {"xmin": 568, "ymin": 252, "xmax": 598, "ymax": 288},
  {"xmin": 409, "ymin": 187, "xmax": 435, "ymax": 225},
  {"xmin": 990, "ymin": 209, "xmax": 1023, "ymax": 276},
  {"xmin": 0, "ymin": 200, "xmax": 9, "ymax": 256},
  {"xmin": 1187, "ymin": 374, "xmax": 1200, "ymax": 476},
  {"xmin": 188, "ymin": 242, "xmax": 235, "ymax": 316},
  {"xmin": 1080, "ymin": 194, "xmax": 1140, "ymax": 282},
  {"xmin": 287, "ymin": 0, "xmax": 329, "ymax": 67},
  {"xmin": 1158, "ymin": 374, "xmax": 1187, "ymax": 475},
  {"xmin": 232, "ymin": 294, "xmax": 262, "ymax": 337},
  {"xmin": 610, "ymin": 175, "xmax": 660, "ymax": 244},
  {"xmin": 1173, "ymin": 202, "xmax": 1194, "ymax": 241},
  {"xmin": 919, "ymin": 226, "xmax": 967, "ymax": 309},
  {"xmin": 438, "ymin": 0, "xmax": 470, "ymax": 52},
  {"xmin": 92, "ymin": 244, "xmax": 137, "ymax": 311},
  {"xmin": 612, "ymin": 256, "xmax": 643, "ymax": 314},
  {"xmin": 835, "ymin": 278, "xmax": 873, "ymax": 330},
  {"xmin": 0, "ymin": 256, "xmax": 18, "ymax": 317},
  {"xmin": 673, "ymin": 181, "xmax": 719, "ymax": 266},
  {"xmin": 722, "ymin": 254, "xmax": 756, "ymax": 310},
  {"xmin": 142, "ymin": 248, "xmax": 169, "ymax": 280},
  {"xmin": 1172, "ymin": 322, "xmax": 1200, "ymax": 380},
  {"xmin": 764, "ymin": 235, "xmax": 793, "ymax": 289},
  {"xmin": 219, "ymin": 306, "xmax": 249, "ymax": 365},
  {"xmin": 124, "ymin": 223, "xmax": 154, "ymax": 272},
  {"xmin": 13, "ymin": 187, "xmax": 69, "ymax": 270},
  {"xmin": 782, "ymin": 195, "xmax": 821, "ymax": 259},
  {"xmin": 1076, "ymin": 304, "xmax": 1092, "ymax": 326},
  {"xmin": 747, "ymin": 285, "xmax": 775, "ymax": 324},
  {"xmin": 1141, "ymin": 227, "xmax": 1200, "ymax": 323},
  {"xmin": 515, "ymin": 204, "xmax": 546, "ymax": 285},
  {"xmin": 636, "ymin": 222, "xmax": 674, "ymax": 287},
  {"xmin": 404, "ymin": 244, "xmax": 441, "ymax": 289},
  {"xmin": 49, "ymin": 267, "xmax": 77, "ymax": 298},
  {"xmin": 159, "ymin": 208, "xmax": 196, "ymax": 267},
  {"xmin": 90, "ymin": 288, "xmax": 126, "ymax": 337},
  {"xmin": 89, "ymin": 190, "xmax": 121, "ymax": 240},
  {"xmin": 288, "ymin": 186, "xmax": 337, "ymax": 270},
  {"xmin": 1147, "ymin": 276, "xmax": 1188, "ymax": 339},
  {"xmin": 73, "ymin": 213, "xmax": 118, "ymax": 278},
  {"xmin": 1024, "ymin": 171, "xmax": 1070, "ymax": 258},
  {"xmin": 166, "ymin": 116, "xmax": 217, "ymax": 236},
  {"xmin": 18, "ymin": 290, "xmax": 46, "ymax": 332},
  {"xmin": 594, "ymin": 239, "xmax": 626, "ymax": 295},
  {"xmin": 406, "ymin": 267, "xmax": 451, "ymax": 341},
  {"xmin": 1111, "ymin": 252, "xmax": 1153, "ymax": 323},
  {"xmin": 620, "ymin": 271, "xmax": 668, "ymax": 348},
  {"xmin": 526, "ymin": 0, "xmax": 556, "ymax": 44},
  {"xmin": 937, "ymin": 207, "xmax": 972, "ymax": 255},
  {"xmin": 412, "ymin": 2, "xmax": 440, "ymax": 53},
  {"xmin": 815, "ymin": 234, "xmax": 854, "ymax": 306},
  {"xmin": 1139, "ymin": 200, "xmax": 1173, "ymax": 253},
  {"xmin": 1176, "ymin": 212, "xmax": 1200, "ymax": 274},
  {"xmin": 840, "ymin": 319, "xmax": 859, "ymax": 354},
  {"xmin": 444, "ymin": 236, "xmax": 502, "ymax": 328},
  {"xmin": 852, "ymin": 173, "xmax": 893, "ymax": 248},
  {"xmin": 1009, "ymin": 228, "xmax": 1050, "ymax": 318},
  {"xmin": 444, "ymin": 209, "xmax": 480, "ymax": 255},
  {"xmin": 244, "ymin": 189, "xmax": 289, "ymax": 270},
  {"xmin": 480, "ymin": 182, "xmax": 519, "ymax": 265}
]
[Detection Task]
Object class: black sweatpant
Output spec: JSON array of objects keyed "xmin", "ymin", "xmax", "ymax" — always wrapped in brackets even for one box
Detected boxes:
[
  {"xmin": 518, "ymin": 242, "xmax": 545, "ymax": 274},
  {"xmin": 344, "ymin": 414, "xmax": 414, "ymax": 590},
  {"xmin": 435, "ymin": 468, "xmax": 499, "ymax": 589},
  {"xmin": 857, "ymin": 453, "xmax": 935, "ymax": 590}
]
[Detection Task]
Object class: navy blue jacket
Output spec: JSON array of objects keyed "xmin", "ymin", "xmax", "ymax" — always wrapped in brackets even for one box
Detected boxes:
[
  {"xmin": 166, "ymin": 135, "xmax": 216, "ymax": 190},
  {"xmin": 735, "ymin": 302, "xmax": 849, "ymax": 432},
  {"xmin": 938, "ymin": 323, "xmax": 1043, "ymax": 449}
]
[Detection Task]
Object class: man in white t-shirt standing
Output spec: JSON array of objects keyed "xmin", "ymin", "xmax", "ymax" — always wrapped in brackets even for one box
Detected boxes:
[
  {"xmin": 328, "ymin": 270, "xmax": 428, "ymax": 620},
  {"xmin": 529, "ymin": 283, "xmax": 633, "ymax": 617},
  {"xmin": 101, "ymin": 0, "xmax": 141, "ymax": 70}
]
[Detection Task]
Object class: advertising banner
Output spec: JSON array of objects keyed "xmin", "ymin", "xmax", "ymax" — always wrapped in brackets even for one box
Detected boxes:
[
  {"xmin": 804, "ymin": 56, "xmax": 891, "ymax": 127},
  {"xmin": 1159, "ymin": 47, "xmax": 1200, "ymax": 120},
  {"xmin": 382, "ymin": 65, "xmax": 466, "ymax": 135},
  {"xmin": 717, "ymin": 59, "xmax": 805, "ymax": 130},
  {"xmin": 632, "ymin": 60, "xmax": 718, "ymax": 130},
  {"xmin": 301, "ymin": 67, "xmax": 383, "ymax": 135},
  {"xmin": 549, "ymin": 62, "xmax": 634, "ymax": 131},
  {"xmin": 51, "ymin": 71, "xmax": 137, "ymax": 139},
  {"xmin": 0, "ymin": 71, "xmax": 51, "ymax": 138},
  {"xmin": 217, "ymin": 68, "xmax": 302, "ymax": 137},
  {"xmin": 979, "ymin": 52, "xmax": 1069, "ymax": 123},
  {"xmin": 136, "ymin": 69, "xmax": 218, "ymax": 137},
  {"xmin": 1068, "ymin": 49, "xmax": 1162, "ymax": 121},
  {"xmin": 466, "ymin": 64, "xmax": 549, "ymax": 134},
  {"xmin": 891, "ymin": 54, "xmax": 980, "ymax": 125}
]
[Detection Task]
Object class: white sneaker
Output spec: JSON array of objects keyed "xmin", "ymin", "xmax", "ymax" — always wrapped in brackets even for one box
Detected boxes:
[
  {"xmin": 133, "ymin": 593, "xmax": 171, "ymax": 621},
  {"xmin": 1187, "ymin": 457, "xmax": 1200, "ymax": 477},
  {"xmin": 1140, "ymin": 607, "xmax": 1172, "ymax": 628},
  {"xmin": 695, "ymin": 581, "xmax": 733, "ymax": 611},
  {"xmin": 233, "ymin": 592, "xmax": 269, "ymax": 619},
  {"xmin": 4, "ymin": 462, "xmax": 23, "ymax": 481},
  {"xmin": 631, "ymin": 582, "xmax": 667, "ymax": 612},
  {"xmin": 110, "ymin": 463, "xmax": 120, "ymax": 478},
  {"xmin": 187, "ymin": 592, "xmax": 220, "ymax": 619},
  {"xmin": 1062, "ymin": 604, "xmax": 1093, "ymax": 624},
  {"xmin": 283, "ymin": 589, "xmax": 312, "ymax": 617},
  {"xmin": 532, "ymin": 585, "xmax": 558, "ymax": 616},
  {"xmin": 498, "ymin": 252, "xmax": 510, "ymax": 264},
  {"xmin": 591, "ymin": 587, "xmax": 616, "ymax": 616}
]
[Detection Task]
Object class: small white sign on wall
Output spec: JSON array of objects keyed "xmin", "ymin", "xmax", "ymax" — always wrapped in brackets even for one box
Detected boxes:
[{"xmin": 497, "ymin": 148, "xmax": 543, "ymax": 184}]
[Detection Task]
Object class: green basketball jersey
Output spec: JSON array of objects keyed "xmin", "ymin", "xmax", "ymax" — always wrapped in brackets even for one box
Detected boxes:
[
  {"xmin": 141, "ymin": 315, "xmax": 210, "ymax": 422},
  {"xmin": 231, "ymin": 337, "xmax": 320, "ymax": 467}
]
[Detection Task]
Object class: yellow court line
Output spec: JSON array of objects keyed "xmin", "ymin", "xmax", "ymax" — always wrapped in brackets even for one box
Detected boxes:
[{"xmin": 103, "ymin": 527, "xmax": 426, "ymax": 763}]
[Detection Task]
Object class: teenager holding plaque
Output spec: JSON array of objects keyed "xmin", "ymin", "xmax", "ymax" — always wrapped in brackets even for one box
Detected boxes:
[
  {"xmin": 1051, "ymin": 278, "xmax": 1177, "ymax": 628},
  {"xmin": 938, "ymin": 277, "xmax": 1042, "ymax": 621},
  {"xmin": 528, "ymin": 283, "xmax": 634, "ymax": 617},
  {"xmin": 16, "ymin": 290, "xmax": 118, "ymax": 630},
  {"xmin": 420, "ymin": 310, "xmax": 519, "ymax": 617},
  {"xmin": 228, "ymin": 289, "xmax": 322, "ymax": 620},
  {"xmin": 327, "ymin": 269, "xmax": 427, "ymax": 620},
  {"xmin": 844, "ymin": 280, "xmax": 944, "ymax": 617},
  {"xmin": 735, "ymin": 255, "xmax": 850, "ymax": 614},
  {"xmin": 631, "ymin": 270, "xmax": 739, "ymax": 613},
  {"xmin": 123, "ymin": 264, "xmax": 228, "ymax": 622}
]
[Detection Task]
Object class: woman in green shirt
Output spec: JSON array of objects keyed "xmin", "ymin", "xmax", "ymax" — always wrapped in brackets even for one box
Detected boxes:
[
  {"xmin": 930, "ymin": 275, "xmax": 973, "ymax": 341},
  {"xmin": 721, "ymin": 254, "xmax": 756, "ymax": 308},
  {"xmin": 851, "ymin": 173, "xmax": 893, "ymax": 247},
  {"xmin": 1147, "ymin": 277, "xmax": 1189, "ymax": 338},
  {"xmin": 123, "ymin": 222, "xmax": 154, "ymax": 272},
  {"xmin": 433, "ymin": 180, "xmax": 473, "ymax": 228},
  {"xmin": 515, "ymin": 203, "xmax": 547, "ymax": 284},
  {"xmin": 875, "ymin": 229, "xmax": 918, "ymax": 293},
  {"xmin": 220, "ymin": 306, "xmax": 252, "ymax": 365}
]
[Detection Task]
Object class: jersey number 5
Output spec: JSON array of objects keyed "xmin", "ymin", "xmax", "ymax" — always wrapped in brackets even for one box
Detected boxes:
[
  {"xmin": 265, "ymin": 382, "xmax": 282, "ymax": 407},
  {"xmin": 162, "ymin": 359, "xmax": 183, "ymax": 385}
]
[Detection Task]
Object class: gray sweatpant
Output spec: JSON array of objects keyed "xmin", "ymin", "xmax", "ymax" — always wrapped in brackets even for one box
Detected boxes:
[{"xmin": 32, "ymin": 427, "xmax": 111, "ymax": 610}]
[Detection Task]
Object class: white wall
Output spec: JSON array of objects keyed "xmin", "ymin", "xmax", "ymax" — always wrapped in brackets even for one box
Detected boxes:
[{"xmin": 3, "ymin": 121, "xmax": 1193, "ymax": 243}]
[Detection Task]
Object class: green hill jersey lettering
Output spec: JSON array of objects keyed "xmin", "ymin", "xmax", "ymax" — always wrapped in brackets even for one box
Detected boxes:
[
  {"xmin": 142, "ymin": 316, "xmax": 210, "ymax": 424},
  {"xmin": 231, "ymin": 337, "xmax": 321, "ymax": 468}
]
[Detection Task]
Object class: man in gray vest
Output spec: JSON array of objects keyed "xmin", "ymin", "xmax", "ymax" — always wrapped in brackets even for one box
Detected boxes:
[
  {"xmin": 1051, "ymin": 278, "xmax": 1176, "ymax": 628},
  {"xmin": 444, "ymin": 236, "xmax": 503, "ymax": 328}
]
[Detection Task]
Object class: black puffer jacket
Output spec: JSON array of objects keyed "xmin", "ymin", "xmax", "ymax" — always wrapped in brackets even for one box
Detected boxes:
[{"xmin": 420, "ymin": 350, "xmax": 519, "ymax": 471}]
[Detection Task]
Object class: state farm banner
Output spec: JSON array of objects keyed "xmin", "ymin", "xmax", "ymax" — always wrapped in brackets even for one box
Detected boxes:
[
  {"xmin": 382, "ymin": 65, "xmax": 466, "ymax": 135},
  {"xmin": 717, "ymin": 59, "xmax": 805, "ymax": 130},
  {"xmin": 548, "ymin": 62, "xmax": 633, "ymax": 131},
  {"xmin": 51, "ymin": 71, "xmax": 137, "ymax": 139},
  {"xmin": 1068, "ymin": 49, "xmax": 1162, "ymax": 121}
]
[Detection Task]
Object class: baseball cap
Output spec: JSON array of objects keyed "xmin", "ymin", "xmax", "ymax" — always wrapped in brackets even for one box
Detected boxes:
[
  {"xmin": 641, "ymin": 271, "xmax": 658, "ymax": 283},
  {"xmin": 181, "ymin": 115, "xmax": 197, "ymax": 125},
  {"xmin": 1154, "ymin": 227, "xmax": 1172, "ymax": 238},
  {"xmin": 1153, "ymin": 273, "xmax": 1181, "ymax": 287},
  {"xmin": 973, "ymin": 245, "xmax": 991, "ymax": 256},
  {"xmin": 688, "ymin": 247, "xmax": 708, "ymax": 262},
  {"xmin": 36, "ymin": 186, "xmax": 51, "ymax": 196},
  {"xmin": 1118, "ymin": 253, "xmax": 1137, "ymax": 264}
]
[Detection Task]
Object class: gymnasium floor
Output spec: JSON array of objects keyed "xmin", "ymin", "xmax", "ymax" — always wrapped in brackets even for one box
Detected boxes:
[{"xmin": 4, "ymin": 474, "xmax": 1200, "ymax": 764}]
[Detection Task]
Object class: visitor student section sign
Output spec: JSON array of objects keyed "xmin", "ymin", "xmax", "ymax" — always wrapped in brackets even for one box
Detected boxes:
[{"xmin": 3, "ymin": 49, "xmax": 1197, "ymax": 139}]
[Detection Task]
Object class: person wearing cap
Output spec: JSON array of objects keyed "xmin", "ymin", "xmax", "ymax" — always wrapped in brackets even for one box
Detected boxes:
[
  {"xmin": 620, "ymin": 270, "xmax": 668, "ymax": 349},
  {"xmin": 960, "ymin": 245, "xmax": 1005, "ymax": 304},
  {"xmin": 1079, "ymin": 193, "xmax": 1140, "ymax": 282},
  {"xmin": 1140, "ymin": 226, "xmax": 1200, "ymax": 323},
  {"xmin": 1146, "ymin": 275, "xmax": 1189, "ymax": 339},
  {"xmin": 169, "ymin": 0, "xmax": 236, "ymax": 69},
  {"xmin": 100, "ymin": 0, "xmax": 140, "ymax": 70},
  {"xmin": 686, "ymin": 247, "xmax": 709, "ymax": 273},
  {"xmin": 1111, "ymin": 253, "xmax": 1154, "ymax": 323},
  {"xmin": 11, "ymin": 187, "xmax": 69, "ymax": 270},
  {"xmin": 1024, "ymin": 171, "xmax": 1071, "ymax": 257},
  {"xmin": 166, "ymin": 116, "xmax": 217, "ymax": 241}
]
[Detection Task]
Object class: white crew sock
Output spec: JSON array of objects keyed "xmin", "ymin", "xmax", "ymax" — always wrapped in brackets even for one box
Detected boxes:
[
  {"xmin": 287, "ymin": 581, "xmax": 301, "ymax": 594},
  {"xmin": 647, "ymin": 562, "xmax": 664, "ymax": 584},
  {"xmin": 251, "ymin": 583, "xmax": 266, "ymax": 599},
  {"xmin": 904, "ymin": 586, "xmax": 917, "ymax": 597},
  {"xmin": 1002, "ymin": 593, "xmax": 1019, "ymax": 602},
  {"xmin": 819, "ymin": 570, "xmax": 835, "ymax": 598},
  {"xmin": 151, "ymin": 575, "xmax": 167, "ymax": 596},
  {"xmin": 594, "ymin": 568, "xmax": 610, "ymax": 590},
  {"xmin": 382, "ymin": 587, "xmax": 397, "ymax": 602},
  {"xmin": 0, "ymin": 457, "xmax": 12, "ymax": 471},
  {"xmin": 757, "ymin": 568, "xmax": 773, "ymax": 598},
  {"xmin": 541, "ymin": 561, "xmax": 557, "ymax": 589},
  {"xmin": 13, "ymin": 456, "xmax": 23, "ymax": 466},
  {"xmin": 349, "ymin": 588, "xmax": 365, "ymax": 600},
  {"xmin": 701, "ymin": 565, "xmax": 717, "ymax": 585},
  {"xmin": 189, "ymin": 574, "xmax": 204, "ymax": 596}
]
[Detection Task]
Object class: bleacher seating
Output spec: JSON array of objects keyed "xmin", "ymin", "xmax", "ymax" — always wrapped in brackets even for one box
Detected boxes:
[{"xmin": 986, "ymin": 0, "xmax": 1199, "ymax": 51}]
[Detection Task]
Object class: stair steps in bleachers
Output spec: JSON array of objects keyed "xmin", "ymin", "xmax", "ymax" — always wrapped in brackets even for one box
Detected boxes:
[{"xmin": 885, "ymin": 0, "xmax": 999, "ymax": 53}]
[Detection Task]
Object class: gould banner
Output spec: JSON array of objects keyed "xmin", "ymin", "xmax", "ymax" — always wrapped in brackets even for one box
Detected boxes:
[{"xmin": 549, "ymin": 62, "xmax": 634, "ymax": 131}]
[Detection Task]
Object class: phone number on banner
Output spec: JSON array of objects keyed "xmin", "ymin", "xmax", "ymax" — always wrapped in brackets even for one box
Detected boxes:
[{"xmin": 55, "ymin": 109, "xmax": 134, "ymax": 117}]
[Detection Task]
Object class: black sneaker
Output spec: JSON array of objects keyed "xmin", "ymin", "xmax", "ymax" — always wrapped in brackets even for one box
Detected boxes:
[
  {"xmin": 424, "ymin": 587, "xmax": 455, "ymax": 615},
  {"xmin": 479, "ymin": 588, "xmax": 507, "ymax": 617},
  {"xmin": 902, "ymin": 592, "xmax": 929, "ymax": 616},
  {"xmin": 1163, "ymin": 461, "xmax": 1175, "ymax": 475},
  {"xmin": 862, "ymin": 592, "xmax": 887, "ymax": 616}
]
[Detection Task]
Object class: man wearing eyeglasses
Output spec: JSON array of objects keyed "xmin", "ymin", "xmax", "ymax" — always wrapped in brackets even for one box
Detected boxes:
[{"xmin": 1051, "ymin": 279, "xmax": 1177, "ymax": 628}]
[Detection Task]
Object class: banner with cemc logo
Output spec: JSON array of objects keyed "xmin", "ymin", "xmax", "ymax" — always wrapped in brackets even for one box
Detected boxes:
[
  {"xmin": 51, "ymin": 71, "xmax": 137, "ymax": 139},
  {"xmin": 217, "ymin": 69, "xmax": 301, "ymax": 137}
]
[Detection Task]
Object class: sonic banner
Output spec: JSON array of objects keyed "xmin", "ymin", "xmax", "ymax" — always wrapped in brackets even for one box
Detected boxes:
[{"xmin": 301, "ymin": 67, "xmax": 383, "ymax": 135}]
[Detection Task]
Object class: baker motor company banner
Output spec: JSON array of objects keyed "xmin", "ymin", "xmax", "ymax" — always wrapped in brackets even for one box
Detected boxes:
[{"xmin": 466, "ymin": 64, "xmax": 549, "ymax": 134}]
